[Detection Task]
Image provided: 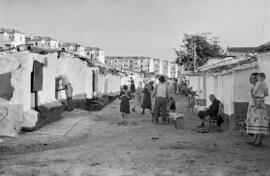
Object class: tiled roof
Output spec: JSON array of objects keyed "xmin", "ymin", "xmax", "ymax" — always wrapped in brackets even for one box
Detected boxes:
[
  {"xmin": 59, "ymin": 42, "xmax": 71, "ymax": 47},
  {"xmin": 92, "ymin": 47, "xmax": 101, "ymax": 51},
  {"xmin": 227, "ymin": 47, "xmax": 257, "ymax": 53},
  {"xmin": 84, "ymin": 47, "xmax": 93, "ymax": 51},
  {"xmin": 27, "ymin": 36, "xmax": 42, "ymax": 41}
]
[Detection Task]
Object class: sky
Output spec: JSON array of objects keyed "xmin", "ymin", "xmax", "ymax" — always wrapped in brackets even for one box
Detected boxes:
[{"xmin": 0, "ymin": 0, "xmax": 270, "ymax": 60}]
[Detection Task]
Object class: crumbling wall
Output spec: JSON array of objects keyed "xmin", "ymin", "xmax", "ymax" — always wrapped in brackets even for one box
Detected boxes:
[
  {"xmin": 0, "ymin": 52, "xmax": 122, "ymax": 135},
  {"xmin": 0, "ymin": 52, "xmax": 36, "ymax": 136}
]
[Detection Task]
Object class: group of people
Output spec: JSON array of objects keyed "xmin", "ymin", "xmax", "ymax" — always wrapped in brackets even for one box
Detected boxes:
[
  {"xmin": 195, "ymin": 72, "xmax": 269, "ymax": 146},
  {"xmin": 119, "ymin": 76, "xmax": 176, "ymax": 126}
]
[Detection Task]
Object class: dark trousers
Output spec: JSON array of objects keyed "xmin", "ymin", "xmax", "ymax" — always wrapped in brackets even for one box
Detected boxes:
[
  {"xmin": 154, "ymin": 97, "xmax": 167, "ymax": 122},
  {"xmin": 66, "ymin": 97, "xmax": 73, "ymax": 110},
  {"xmin": 198, "ymin": 110, "xmax": 224, "ymax": 127}
]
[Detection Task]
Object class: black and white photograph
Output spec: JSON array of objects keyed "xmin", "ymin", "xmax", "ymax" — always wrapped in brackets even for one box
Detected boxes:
[{"xmin": 0, "ymin": 0, "xmax": 270, "ymax": 175}]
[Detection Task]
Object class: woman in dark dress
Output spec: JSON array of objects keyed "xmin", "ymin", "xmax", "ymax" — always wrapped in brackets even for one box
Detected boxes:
[
  {"xmin": 120, "ymin": 85, "xmax": 131, "ymax": 126},
  {"xmin": 141, "ymin": 83, "xmax": 152, "ymax": 114}
]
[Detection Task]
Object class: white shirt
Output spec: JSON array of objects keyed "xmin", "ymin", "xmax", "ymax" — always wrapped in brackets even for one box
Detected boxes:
[{"xmin": 156, "ymin": 83, "xmax": 167, "ymax": 98}]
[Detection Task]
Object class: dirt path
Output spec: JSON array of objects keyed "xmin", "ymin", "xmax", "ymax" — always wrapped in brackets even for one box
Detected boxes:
[{"xmin": 0, "ymin": 95, "xmax": 270, "ymax": 176}]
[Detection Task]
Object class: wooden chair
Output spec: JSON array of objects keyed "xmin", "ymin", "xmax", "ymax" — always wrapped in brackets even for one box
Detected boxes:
[{"xmin": 205, "ymin": 103, "xmax": 224, "ymax": 132}]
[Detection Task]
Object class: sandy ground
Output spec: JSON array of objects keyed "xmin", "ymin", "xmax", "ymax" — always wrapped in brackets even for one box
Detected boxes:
[{"xmin": 0, "ymin": 95, "xmax": 270, "ymax": 176}]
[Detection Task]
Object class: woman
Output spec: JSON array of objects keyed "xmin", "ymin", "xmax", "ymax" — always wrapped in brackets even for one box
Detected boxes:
[
  {"xmin": 141, "ymin": 83, "xmax": 152, "ymax": 114},
  {"xmin": 130, "ymin": 80, "xmax": 136, "ymax": 112},
  {"xmin": 152, "ymin": 76, "xmax": 169, "ymax": 123},
  {"xmin": 246, "ymin": 72, "xmax": 269, "ymax": 146}
]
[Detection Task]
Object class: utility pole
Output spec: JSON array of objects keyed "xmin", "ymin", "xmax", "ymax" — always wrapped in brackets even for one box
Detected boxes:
[
  {"xmin": 193, "ymin": 40, "xmax": 197, "ymax": 72},
  {"xmin": 211, "ymin": 36, "xmax": 220, "ymax": 57},
  {"xmin": 212, "ymin": 36, "xmax": 220, "ymax": 49}
]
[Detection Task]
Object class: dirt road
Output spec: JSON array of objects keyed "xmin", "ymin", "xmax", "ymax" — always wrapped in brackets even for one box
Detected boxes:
[{"xmin": 0, "ymin": 96, "xmax": 270, "ymax": 176}]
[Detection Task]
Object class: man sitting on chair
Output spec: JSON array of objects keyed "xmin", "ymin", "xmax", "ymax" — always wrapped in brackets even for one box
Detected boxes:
[{"xmin": 197, "ymin": 94, "xmax": 224, "ymax": 128}]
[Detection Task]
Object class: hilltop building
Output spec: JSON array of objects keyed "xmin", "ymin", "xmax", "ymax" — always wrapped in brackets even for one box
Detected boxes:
[
  {"xmin": 26, "ymin": 36, "xmax": 59, "ymax": 49},
  {"xmin": 0, "ymin": 28, "xmax": 25, "ymax": 48}
]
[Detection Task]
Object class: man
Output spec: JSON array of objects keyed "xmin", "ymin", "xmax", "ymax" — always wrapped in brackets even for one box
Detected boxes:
[
  {"xmin": 130, "ymin": 79, "xmax": 136, "ymax": 112},
  {"xmin": 152, "ymin": 76, "xmax": 169, "ymax": 123},
  {"xmin": 197, "ymin": 94, "xmax": 223, "ymax": 128},
  {"xmin": 56, "ymin": 75, "xmax": 74, "ymax": 111}
]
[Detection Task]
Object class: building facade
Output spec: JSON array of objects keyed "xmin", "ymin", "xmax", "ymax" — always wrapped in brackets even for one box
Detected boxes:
[
  {"xmin": 106, "ymin": 56, "xmax": 152, "ymax": 73},
  {"xmin": 106, "ymin": 56, "xmax": 179, "ymax": 78},
  {"xmin": 0, "ymin": 28, "xmax": 25, "ymax": 48},
  {"xmin": 26, "ymin": 36, "xmax": 59, "ymax": 49},
  {"xmin": 59, "ymin": 42, "xmax": 77, "ymax": 52}
]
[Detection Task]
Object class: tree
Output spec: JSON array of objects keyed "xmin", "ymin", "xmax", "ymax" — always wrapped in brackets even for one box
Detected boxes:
[
  {"xmin": 174, "ymin": 33, "xmax": 225, "ymax": 71},
  {"xmin": 257, "ymin": 42, "xmax": 270, "ymax": 53}
]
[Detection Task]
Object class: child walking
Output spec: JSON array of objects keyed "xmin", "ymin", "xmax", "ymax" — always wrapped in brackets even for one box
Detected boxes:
[{"xmin": 119, "ymin": 85, "xmax": 131, "ymax": 126}]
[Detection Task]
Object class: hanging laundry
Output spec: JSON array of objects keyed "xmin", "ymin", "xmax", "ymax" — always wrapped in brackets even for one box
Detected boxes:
[{"xmin": 31, "ymin": 60, "xmax": 44, "ymax": 92}]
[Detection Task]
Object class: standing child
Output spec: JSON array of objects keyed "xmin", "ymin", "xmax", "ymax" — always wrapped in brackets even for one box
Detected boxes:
[
  {"xmin": 252, "ymin": 72, "xmax": 269, "ymax": 109},
  {"xmin": 169, "ymin": 96, "xmax": 176, "ymax": 112},
  {"xmin": 119, "ymin": 85, "xmax": 131, "ymax": 126}
]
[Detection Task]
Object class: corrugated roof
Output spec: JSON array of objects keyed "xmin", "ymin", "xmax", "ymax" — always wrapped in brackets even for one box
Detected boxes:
[
  {"xmin": 227, "ymin": 47, "xmax": 257, "ymax": 53},
  {"xmin": 198, "ymin": 56, "xmax": 257, "ymax": 72}
]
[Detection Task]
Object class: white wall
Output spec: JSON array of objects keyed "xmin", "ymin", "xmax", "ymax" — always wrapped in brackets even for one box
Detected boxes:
[
  {"xmin": 205, "ymin": 76, "xmax": 216, "ymax": 106},
  {"xmin": 12, "ymin": 33, "xmax": 25, "ymax": 47},
  {"xmin": 107, "ymin": 74, "xmax": 121, "ymax": 96},
  {"xmin": 97, "ymin": 50, "xmax": 105, "ymax": 63},
  {"xmin": 233, "ymin": 68, "xmax": 258, "ymax": 102}
]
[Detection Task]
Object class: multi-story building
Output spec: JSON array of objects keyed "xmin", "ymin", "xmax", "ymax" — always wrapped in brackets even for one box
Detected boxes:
[
  {"xmin": 92, "ymin": 47, "xmax": 105, "ymax": 64},
  {"xmin": 0, "ymin": 28, "xmax": 25, "ymax": 48},
  {"xmin": 26, "ymin": 36, "xmax": 59, "ymax": 49},
  {"xmin": 83, "ymin": 47, "xmax": 105, "ymax": 63},
  {"xmin": 84, "ymin": 46, "xmax": 94, "ymax": 58},
  {"xmin": 59, "ymin": 42, "xmax": 77, "ymax": 52},
  {"xmin": 75, "ymin": 45, "xmax": 85, "ymax": 56},
  {"xmin": 106, "ymin": 56, "xmax": 152, "ymax": 72},
  {"xmin": 161, "ymin": 60, "xmax": 169, "ymax": 77},
  {"xmin": 106, "ymin": 56, "xmax": 180, "ymax": 78},
  {"xmin": 170, "ymin": 62, "xmax": 176, "ymax": 78},
  {"xmin": 149, "ymin": 58, "xmax": 161, "ymax": 74}
]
